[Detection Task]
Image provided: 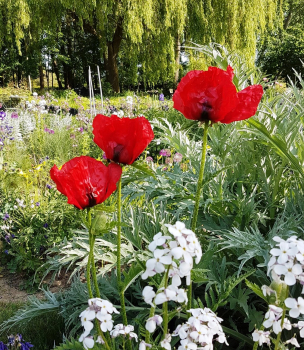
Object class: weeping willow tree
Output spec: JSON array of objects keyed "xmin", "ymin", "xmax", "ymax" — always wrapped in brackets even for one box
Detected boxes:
[
  {"xmin": 0, "ymin": 0, "xmax": 30, "ymax": 85},
  {"xmin": 0, "ymin": 0, "xmax": 281, "ymax": 92},
  {"xmin": 185, "ymin": 0, "xmax": 280, "ymax": 71}
]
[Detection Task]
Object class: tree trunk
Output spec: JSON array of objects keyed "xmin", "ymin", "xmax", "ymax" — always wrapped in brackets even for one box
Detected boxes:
[
  {"xmin": 52, "ymin": 56, "xmax": 63, "ymax": 89},
  {"xmin": 174, "ymin": 34, "xmax": 181, "ymax": 87},
  {"xmin": 104, "ymin": 17, "xmax": 123, "ymax": 93},
  {"xmin": 67, "ymin": 37, "xmax": 74, "ymax": 88},
  {"xmin": 39, "ymin": 64, "xmax": 45, "ymax": 90},
  {"xmin": 284, "ymin": 2, "xmax": 293, "ymax": 30}
]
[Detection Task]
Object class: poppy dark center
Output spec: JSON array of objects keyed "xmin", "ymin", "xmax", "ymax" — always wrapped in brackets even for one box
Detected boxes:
[
  {"xmin": 200, "ymin": 100, "xmax": 213, "ymax": 121},
  {"xmin": 113, "ymin": 144, "xmax": 125, "ymax": 162},
  {"xmin": 86, "ymin": 192, "xmax": 97, "ymax": 207}
]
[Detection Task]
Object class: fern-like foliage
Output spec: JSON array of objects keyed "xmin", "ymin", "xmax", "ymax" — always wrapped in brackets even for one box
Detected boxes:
[
  {"xmin": 53, "ymin": 337, "xmax": 84, "ymax": 350},
  {"xmin": 204, "ymin": 268, "xmax": 255, "ymax": 312}
]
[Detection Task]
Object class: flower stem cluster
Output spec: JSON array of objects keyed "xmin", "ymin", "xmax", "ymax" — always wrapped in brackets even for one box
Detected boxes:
[
  {"xmin": 79, "ymin": 298, "xmax": 119, "ymax": 349},
  {"xmin": 110, "ymin": 324, "xmax": 138, "ymax": 341},
  {"xmin": 253, "ymin": 235, "xmax": 304, "ymax": 348},
  {"xmin": 173, "ymin": 308, "xmax": 228, "ymax": 350},
  {"xmin": 142, "ymin": 221, "xmax": 202, "ymax": 335}
]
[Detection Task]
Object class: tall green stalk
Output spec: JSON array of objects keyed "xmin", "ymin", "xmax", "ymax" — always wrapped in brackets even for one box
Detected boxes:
[
  {"xmin": 90, "ymin": 234, "xmax": 101, "ymax": 299},
  {"xmin": 188, "ymin": 120, "xmax": 210, "ymax": 310},
  {"xmin": 191, "ymin": 120, "xmax": 210, "ymax": 232},
  {"xmin": 162, "ymin": 266, "xmax": 170, "ymax": 337},
  {"xmin": 117, "ymin": 178, "xmax": 128, "ymax": 324},
  {"xmin": 86, "ymin": 210, "xmax": 93, "ymax": 299},
  {"xmin": 86, "ymin": 209, "xmax": 111, "ymax": 350}
]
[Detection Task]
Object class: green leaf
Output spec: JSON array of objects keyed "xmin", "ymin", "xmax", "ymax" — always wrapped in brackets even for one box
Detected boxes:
[
  {"xmin": 131, "ymin": 161, "xmax": 156, "ymax": 179},
  {"xmin": 245, "ymin": 279, "xmax": 268, "ymax": 302},
  {"xmin": 246, "ymin": 118, "xmax": 304, "ymax": 187},
  {"xmin": 191, "ymin": 268, "xmax": 209, "ymax": 283},
  {"xmin": 222, "ymin": 326, "xmax": 254, "ymax": 346},
  {"xmin": 122, "ymin": 262, "xmax": 145, "ymax": 293},
  {"xmin": 53, "ymin": 338, "xmax": 84, "ymax": 350}
]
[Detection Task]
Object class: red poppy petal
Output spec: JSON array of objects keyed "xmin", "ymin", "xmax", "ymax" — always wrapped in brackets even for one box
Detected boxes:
[
  {"xmin": 221, "ymin": 85, "xmax": 264, "ymax": 124},
  {"xmin": 173, "ymin": 66, "xmax": 238, "ymax": 122},
  {"xmin": 50, "ymin": 156, "xmax": 122, "ymax": 209},
  {"xmin": 93, "ymin": 115, "xmax": 154, "ymax": 164}
]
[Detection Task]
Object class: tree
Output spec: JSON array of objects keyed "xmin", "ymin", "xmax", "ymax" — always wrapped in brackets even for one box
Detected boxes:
[
  {"xmin": 257, "ymin": 0, "xmax": 304, "ymax": 81},
  {"xmin": 0, "ymin": 0, "xmax": 281, "ymax": 92}
]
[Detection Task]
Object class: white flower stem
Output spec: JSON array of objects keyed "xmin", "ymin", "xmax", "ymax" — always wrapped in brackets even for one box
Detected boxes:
[
  {"xmin": 162, "ymin": 266, "xmax": 171, "ymax": 338},
  {"xmin": 145, "ymin": 306, "xmax": 155, "ymax": 344},
  {"xmin": 274, "ymin": 285, "xmax": 289, "ymax": 350}
]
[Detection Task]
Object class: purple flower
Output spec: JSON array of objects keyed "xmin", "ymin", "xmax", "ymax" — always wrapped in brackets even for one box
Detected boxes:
[
  {"xmin": 20, "ymin": 342, "xmax": 34, "ymax": 350},
  {"xmin": 0, "ymin": 111, "xmax": 6, "ymax": 120},
  {"xmin": 11, "ymin": 112, "xmax": 18, "ymax": 119},
  {"xmin": 0, "ymin": 341, "xmax": 8, "ymax": 350},
  {"xmin": 4, "ymin": 250, "xmax": 9, "ymax": 255},
  {"xmin": 44, "ymin": 127, "xmax": 50, "ymax": 133},
  {"xmin": 46, "ymin": 184, "xmax": 52, "ymax": 189},
  {"xmin": 78, "ymin": 127, "xmax": 84, "ymax": 133},
  {"xmin": 49, "ymin": 129, "xmax": 54, "ymax": 134},
  {"xmin": 35, "ymin": 202, "xmax": 40, "ymax": 207},
  {"xmin": 159, "ymin": 93, "xmax": 164, "ymax": 101},
  {"xmin": 146, "ymin": 156, "xmax": 153, "ymax": 163},
  {"xmin": 4, "ymin": 235, "xmax": 10, "ymax": 243},
  {"xmin": 11, "ymin": 234, "xmax": 16, "ymax": 238},
  {"xmin": 102, "ymin": 153, "xmax": 108, "ymax": 160},
  {"xmin": 43, "ymin": 223, "xmax": 48, "ymax": 228},
  {"xmin": 3, "ymin": 213, "xmax": 9, "ymax": 220},
  {"xmin": 159, "ymin": 149, "xmax": 171, "ymax": 157},
  {"xmin": 173, "ymin": 152, "xmax": 183, "ymax": 163}
]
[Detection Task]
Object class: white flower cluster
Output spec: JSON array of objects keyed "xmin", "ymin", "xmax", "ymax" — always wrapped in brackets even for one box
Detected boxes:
[
  {"xmin": 142, "ymin": 222, "xmax": 202, "ymax": 309},
  {"xmin": 253, "ymin": 235, "xmax": 304, "ymax": 348},
  {"xmin": 262, "ymin": 305, "xmax": 291, "ymax": 334},
  {"xmin": 110, "ymin": 324, "xmax": 138, "ymax": 341},
  {"xmin": 268, "ymin": 235, "xmax": 304, "ymax": 286},
  {"xmin": 79, "ymin": 298, "xmax": 119, "ymax": 349},
  {"xmin": 173, "ymin": 308, "xmax": 228, "ymax": 350}
]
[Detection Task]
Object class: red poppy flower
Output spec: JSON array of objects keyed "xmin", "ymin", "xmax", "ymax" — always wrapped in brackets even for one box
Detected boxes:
[
  {"xmin": 173, "ymin": 66, "xmax": 263, "ymax": 124},
  {"xmin": 50, "ymin": 156, "xmax": 122, "ymax": 209},
  {"xmin": 92, "ymin": 114, "xmax": 154, "ymax": 165}
]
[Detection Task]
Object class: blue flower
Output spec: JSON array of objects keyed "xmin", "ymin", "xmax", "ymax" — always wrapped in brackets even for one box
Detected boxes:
[
  {"xmin": 159, "ymin": 93, "xmax": 164, "ymax": 101},
  {"xmin": 20, "ymin": 342, "xmax": 34, "ymax": 350},
  {"xmin": 4, "ymin": 250, "xmax": 9, "ymax": 255},
  {"xmin": 43, "ymin": 223, "xmax": 48, "ymax": 228},
  {"xmin": 0, "ymin": 341, "xmax": 8, "ymax": 350}
]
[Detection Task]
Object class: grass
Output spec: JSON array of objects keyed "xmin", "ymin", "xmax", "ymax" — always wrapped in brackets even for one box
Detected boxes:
[{"xmin": 0, "ymin": 302, "xmax": 65, "ymax": 350}]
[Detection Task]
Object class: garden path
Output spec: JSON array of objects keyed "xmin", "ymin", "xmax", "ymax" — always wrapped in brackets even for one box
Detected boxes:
[{"xmin": 0, "ymin": 268, "xmax": 71, "ymax": 303}]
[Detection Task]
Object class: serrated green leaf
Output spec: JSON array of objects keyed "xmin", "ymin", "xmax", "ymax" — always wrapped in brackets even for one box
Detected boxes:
[
  {"xmin": 245, "ymin": 279, "xmax": 268, "ymax": 302},
  {"xmin": 191, "ymin": 268, "xmax": 209, "ymax": 283},
  {"xmin": 53, "ymin": 337, "xmax": 84, "ymax": 350},
  {"xmin": 122, "ymin": 262, "xmax": 145, "ymax": 293},
  {"xmin": 131, "ymin": 161, "xmax": 156, "ymax": 179}
]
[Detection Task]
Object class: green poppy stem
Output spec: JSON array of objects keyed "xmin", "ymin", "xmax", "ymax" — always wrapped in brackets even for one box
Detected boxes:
[
  {"xmin": 191, "ymin": 120, "xmax": 210, "ymax": 232},
  {"xmin": 85, "ymin": 209, "xmax": 111, "ymax": 350},
  {"xmin": 188, "ymin": 120, "xmax": 210, "ymax": 310},
  {"xmin": 117, "ymin": 178, "xmax": 128, "ymax": 324},
  {"xmin": 90, "ymin": 234, "xmax": 101, "ymax": 298},
  {"xmin": 86, "ymin": 209, "xmax": 93, "ymax": 299}
]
